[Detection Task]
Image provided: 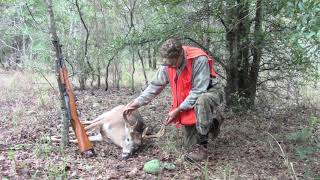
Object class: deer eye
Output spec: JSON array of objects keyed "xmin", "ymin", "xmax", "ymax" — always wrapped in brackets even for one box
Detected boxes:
[{"xmin": 126, "ymin": 138, "xmax": 130, "ymax": 141}]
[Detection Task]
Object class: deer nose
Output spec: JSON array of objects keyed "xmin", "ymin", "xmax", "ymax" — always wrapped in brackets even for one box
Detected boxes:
[{"xmin": 121, "ymin": 152, "xmax": 130, "ymax": 159}]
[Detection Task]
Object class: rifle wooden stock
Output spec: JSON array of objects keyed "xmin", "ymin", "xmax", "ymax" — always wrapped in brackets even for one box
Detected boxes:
[{"xmin": 61, "ymin": 67, "xmax": 93, "ymax": 152}]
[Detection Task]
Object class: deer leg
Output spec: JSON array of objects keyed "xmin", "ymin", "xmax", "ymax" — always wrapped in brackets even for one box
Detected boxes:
[
  {"xmin": 81, "ymin": 121, "xmax": 93, "ymax": 125},
  {"xmin": 88, "ymin": 133, "xmax": 103, "ymax": 142},
  {"xmin": 51, "ymin": 136, "xmax": 78, "ymax": 143},
  {"xmin": 51, "ymin": 133, "xmax": 102, "ymax": 143},
  {"xmin": 83, "ymin": 112, "xmax": 112, "ymax": 127},
  {"xmin": 85, "ymin": 121, "xmax": 103, "ymax": 131}
]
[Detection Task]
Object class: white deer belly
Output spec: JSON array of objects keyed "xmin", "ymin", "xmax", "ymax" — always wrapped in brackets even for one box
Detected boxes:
[{"xmin": 102, "ymin": 123, "xmax": 125, "ymax": 148}]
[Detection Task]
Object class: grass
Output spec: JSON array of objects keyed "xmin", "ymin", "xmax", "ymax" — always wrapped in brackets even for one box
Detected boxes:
[
  {"xmin": 11, "ymin": 107, "xmax": 23, "ymax": 129},
  {"xmin": 34, "ymin": 134, "xmax": 55, "ymax": 158},
  {"xmin": 156, "ymin": 127, "xmax": 183, "ymax": 154},
  {"xmin": 0, "ymin": 72, "xmax": 21, "ymax": 102},
  {"xmin": 47, "ymin": 162, "xmax": 68, "ymax": 179},
  {"xmin": 35, "ymin": 88, "xmax": 51, "ymax": 109},
  {"xmin": 0, "ymin": 70, "xmax": 57, "ymax": 131},
  {"xmin": 32, "ymin": 134, "xmax": 69, "ymax": 178},
  {"xmin": 203, "ymin": 160, "xmax": 209, "ymax": 180},
  {"xmin": 286, "ymin": 115, "xmax": 320, "ymax": 179},
  {"xmin": 300, "ymin": 82, "xmax": 320, "ymax": 108},
  {"xmin": 222, "ymin": 165, "xmax": 233, "ymax": 180}
]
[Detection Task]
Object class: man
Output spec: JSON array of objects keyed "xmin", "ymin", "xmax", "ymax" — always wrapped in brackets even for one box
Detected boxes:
[{"xmin": 124, "ymin": 38, "xmax": 224, "ymax": 161}]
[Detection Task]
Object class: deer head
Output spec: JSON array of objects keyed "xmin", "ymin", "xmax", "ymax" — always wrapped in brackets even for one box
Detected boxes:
[
  {"xmin": 122, "ymin": 112, "xmax": 165, "ymax": 158},
  {"xmin": 122, "ymin": 112, "xmax": 144, "ymax": 158}
]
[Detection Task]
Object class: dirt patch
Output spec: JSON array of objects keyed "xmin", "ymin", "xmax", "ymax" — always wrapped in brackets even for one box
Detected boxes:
[{"xmin": 0, "ymin": 71, "xmax": 319, "ymax": 179}]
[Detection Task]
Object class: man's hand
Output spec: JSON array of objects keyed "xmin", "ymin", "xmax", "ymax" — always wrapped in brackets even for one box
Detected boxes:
[
  {"xmin": 124, "ymin": 100, "xmax": 140, "ymax": 116},
  {"xmin": 164, "ymin": 107, "xmax": 181, "ymax": 125}
]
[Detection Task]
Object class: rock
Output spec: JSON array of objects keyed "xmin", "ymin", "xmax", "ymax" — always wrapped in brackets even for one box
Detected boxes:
[
  {"xmin": 143, "ymin": 159, "xmax": 161, "ymax": 174},
  {"xmin": 162, "ymin": 162, "xmax": 175, "ymax": 170},
  {"xmin": 143, "ymin": 159, "xmax": 176, "ymax": 174}
]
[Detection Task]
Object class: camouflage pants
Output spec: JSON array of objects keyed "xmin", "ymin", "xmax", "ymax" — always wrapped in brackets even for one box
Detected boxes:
[{"xmin": 184, "ymin": 87, "xmax": 225, "ymax": 146}]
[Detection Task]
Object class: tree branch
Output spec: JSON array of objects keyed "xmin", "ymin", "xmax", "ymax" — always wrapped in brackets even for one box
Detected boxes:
[
  {"xmin": 184, "ymin": 36, "xmax": 226, "ymax": 69},
  {"xmin": 75, "ymin": 0, "xmax": 94, "ymax": 73},
  {"xmin": 0, "ymin": 39, "xmax": 19, "ymax": 51},
  {"xmin": 219, "ymin": 17, "xmax": 229, "ymax": 32}
]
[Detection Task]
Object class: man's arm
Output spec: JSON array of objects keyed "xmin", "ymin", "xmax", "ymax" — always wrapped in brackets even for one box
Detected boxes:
[
  {"xmin": 135, "ymin": 65, "xmax": 169, "ymax": 106},
  {"xmin": 179, "ymin": 56, "xmax": 211, "ymax": 110}
]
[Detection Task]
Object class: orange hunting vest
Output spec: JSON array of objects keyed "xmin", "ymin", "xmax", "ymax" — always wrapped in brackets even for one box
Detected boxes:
[{"xmin": 167, "ymin": 46, "xmax": 217, "ymax": 126}]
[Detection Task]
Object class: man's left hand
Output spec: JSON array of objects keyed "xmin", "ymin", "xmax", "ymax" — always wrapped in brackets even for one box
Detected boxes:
[
  {"xmin": 124, "ymin": 100, "xmax": 140, "ymax": 116},
  {"xmin": 164, "ymin": 107, "xmax": 181, "ymax": 125}
]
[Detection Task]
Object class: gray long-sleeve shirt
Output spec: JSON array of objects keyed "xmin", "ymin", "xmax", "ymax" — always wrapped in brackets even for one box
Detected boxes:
[{"xmin": 135, "ymin": 53, "xmax": 218, "ymax": 110}]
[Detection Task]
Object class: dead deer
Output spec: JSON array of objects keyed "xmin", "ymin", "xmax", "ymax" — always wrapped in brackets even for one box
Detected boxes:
[{"xmin": 52, "ymin": 105, "xmax": 165, "ymax": 158}]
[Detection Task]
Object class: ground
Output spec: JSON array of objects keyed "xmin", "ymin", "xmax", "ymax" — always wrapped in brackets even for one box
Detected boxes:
[{"xmin": 0, "ymin": 70, "xmax": 319, "ymax": 179}]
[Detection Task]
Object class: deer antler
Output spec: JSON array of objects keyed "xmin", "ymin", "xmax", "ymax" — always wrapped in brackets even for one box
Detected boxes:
[{"xmin": 142, "ymin": 124, "xmax": 166, "ymax": 139}]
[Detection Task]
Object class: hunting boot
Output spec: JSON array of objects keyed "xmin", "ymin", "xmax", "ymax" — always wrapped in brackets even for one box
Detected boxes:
[{"xmin": 186, "ymin": 134, "xmax": 208, "ymax": 162}]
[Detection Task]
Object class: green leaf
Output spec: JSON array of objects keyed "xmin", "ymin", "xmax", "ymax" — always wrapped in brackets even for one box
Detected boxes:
[{"xmin": 295, "ymin": 146, "xmax": 318, "ymax": 159}]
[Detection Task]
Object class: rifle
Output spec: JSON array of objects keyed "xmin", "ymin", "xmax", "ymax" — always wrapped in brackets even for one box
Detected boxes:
[
  {"xmin": 55, "ymin": 41, "xmax": 94, "ymax": 157},
  {"xmin": 45, "ymin": 0, "xmax": 93, "ymax": 157}
]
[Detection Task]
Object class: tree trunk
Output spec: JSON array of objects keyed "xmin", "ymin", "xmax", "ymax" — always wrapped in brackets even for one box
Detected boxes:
[
  {"xmin": 97, "ymin": 65, "xmax": 101, "ymax": 88},
  {"xmin": 0, "ymin": 57, "xmax": 5, "ymax": 68},
  {"xmin": 105, "ymin": 53, "xmax": 118, "ymax": 91},
  {"xmin": 112, "ymin": 61, "xmax": 116, "ymax": 86},
  {"xmin": 223, "ymin": 0, "xmax": 264, "ymax": 109},
  {"xmin": 115, "ymin": 60, "xmax": 120, "ymax": 90},
  {"xmin": 105, "ymin": 60, "xmax": 111, "ymax": 91},
  {"xmin": 203, "ymin": 18, "xmax": 211, "ymax": 49},
  {"xmin": 147, "ymin": 44, "xmax": 152, "ymax": 69},
  {"xmin": 66, "ymin": 20, "xmax": 74, "ymax": 65},
  {"xmin": 247, "ymin": 0, "xmax": 263, "ymax": 106},
  {"xmin": 138, "ymin": 49, "xmax": 148, "ymax": 87},
  {"xmin": 131, "ymin": 49, "xmax": 135, "ymax": 92},
  {"xmin": 152, "ymin": 47, "xmax": 157, "ymax": 70},
  {"xmin": 22, "ymin": 34, "xmax": 26, "ymax": 63},
  {"xmin": 93, "ymin": 0, "xmax": 102, "ymax": 89},
  {"xmin": 44, "ymin": 0, "xmax": 69, "ymax": 147},
  {"xmin": 90, "ymin": 73, "xmax": 95, "ymax": 87},
  {"xmin": 75, "ymin": 0, "xmax": 94, "ymax": 89},
  {"xmin": 79, "ymin": 75, "xmax": 86, "ymax": 90},
  {"xmin": 237, "ymin": 0, "xmax": 251, "ymax": 106},
  {"xmin": 224, "ymin": 2, "xmax": 240, "ymax": 107},
  {"xmin": 224, "ymin": 1, "xmax": 257, "ymax": 109}
]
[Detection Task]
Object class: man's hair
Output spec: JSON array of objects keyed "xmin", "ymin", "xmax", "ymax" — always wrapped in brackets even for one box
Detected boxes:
[{"xmin": 159, "ymin": 38, "xmax": 183, "ymax": 59}]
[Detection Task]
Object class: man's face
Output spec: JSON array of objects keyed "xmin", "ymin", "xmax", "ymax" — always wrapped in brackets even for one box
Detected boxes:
[{"xmin": 163, "ymin": 51, "xmax": 183, "ymax": 68}]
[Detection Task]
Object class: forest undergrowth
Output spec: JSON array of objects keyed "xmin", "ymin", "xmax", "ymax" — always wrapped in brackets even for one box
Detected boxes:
[{"xmin": 0, "ymin": 70, "xmax": 319, "ymax": 179}]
